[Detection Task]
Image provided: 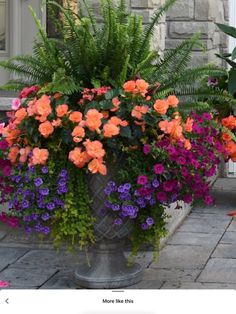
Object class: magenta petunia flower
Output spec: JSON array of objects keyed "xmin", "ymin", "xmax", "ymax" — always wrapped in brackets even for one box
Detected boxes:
[
  {"xmin": 143, "ymin": 144, "xmax": 151, "ymax": 155},
  {"xmin": 153, "ymin": 164, "xmax": 164, "ymax": 175},
  {"xmin": 0, "ymin": 140, "xmax": 9, "ymax": 150},
  {"xmin": 183, "ymin": 194, "xmax": 193, "ymax": 204},
  {"xmin": 156, "ymin": 191, "xmax": 167, "ymax": 202},
  {"xmin": 163, "ymin": 180, "xmax": 175, "ymax": 192},
  {"xmin": 137, "ymin": 175, "xmax": 148, "ymax": 185}
]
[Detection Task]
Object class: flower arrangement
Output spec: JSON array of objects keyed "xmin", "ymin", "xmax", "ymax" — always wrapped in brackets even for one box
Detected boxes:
[{"xmin": 0, "ymin": 78, "xmax": 233, "ymax": 254}]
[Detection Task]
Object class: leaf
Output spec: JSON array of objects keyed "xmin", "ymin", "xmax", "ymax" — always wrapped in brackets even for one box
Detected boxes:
[
  {"xmin": 61, "ymin": 129, "xmax": 73, "ymax": 144},
  {"xmin": 232, "ymin": 47, "xmax": 236, "ymax": 60},
  {"xmin": 120, "ymin": 126, "xmax": 132, "ymax": 138},
  {"xmin": 228, "ymin": 68, "xmax": 236, "ymax": 95},
  {"xmin": 216, "ymin": 23, "xmax": 236, "ymax": 39}
]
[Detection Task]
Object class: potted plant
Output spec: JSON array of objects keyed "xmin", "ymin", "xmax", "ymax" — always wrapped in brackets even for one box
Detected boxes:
[{"xmin": 0, "ymin": 0, "xmax": 235, "ymax": 288}]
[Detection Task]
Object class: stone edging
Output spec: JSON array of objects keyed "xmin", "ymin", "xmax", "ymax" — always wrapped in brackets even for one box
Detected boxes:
[{"xmin": 0, "ymin": 97, "xmax": 13, "ymax": 111}]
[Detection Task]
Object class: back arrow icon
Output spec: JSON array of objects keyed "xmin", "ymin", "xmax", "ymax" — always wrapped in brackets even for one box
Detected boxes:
[{"xmin": 5, "ymin": 298, "xmax": 9, "ymax": 304}]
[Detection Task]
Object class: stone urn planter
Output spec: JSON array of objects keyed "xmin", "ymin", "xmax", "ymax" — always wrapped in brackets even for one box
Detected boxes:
[{"xmin": 74, "ymin": 159, "xmax": 144, "ymax": 288}]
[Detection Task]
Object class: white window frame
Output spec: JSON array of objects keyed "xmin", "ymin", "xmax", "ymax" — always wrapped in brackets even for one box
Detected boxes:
[{"xmin": 0, "ymin": 0, "xmax": 9, "ymax": 56}]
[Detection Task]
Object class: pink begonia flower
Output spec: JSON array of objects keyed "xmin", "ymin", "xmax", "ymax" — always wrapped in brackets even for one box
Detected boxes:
[
  {"xmin": 0, "ymin": 281, "xmax": 9, "ymax": 288},
  {"xmin": 11, "ymin": 98, "xmax": 21, "ymax": 110}
]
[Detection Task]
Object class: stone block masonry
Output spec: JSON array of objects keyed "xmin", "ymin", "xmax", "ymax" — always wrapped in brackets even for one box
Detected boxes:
[{"xmin": 166, "ymin": 0, "xmax": 229, "ymax": 66}]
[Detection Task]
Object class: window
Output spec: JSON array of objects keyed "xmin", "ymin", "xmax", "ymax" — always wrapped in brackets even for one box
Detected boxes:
[{"xmin": 0, "ymin": 0, "xmax": 6, "ymax": 51}]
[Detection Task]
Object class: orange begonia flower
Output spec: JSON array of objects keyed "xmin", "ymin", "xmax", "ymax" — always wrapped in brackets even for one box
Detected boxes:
[
  {"xmin": 35, "ymin": 95, "xmax": 52, "ymax": 117},
  {"xmin": 123, "ymin": 80, "xmax": 136, "ymax": 93},
  {"xmin": 5, "ymin": 129, "xmax": 21, "ymax": 146},
  {"xmin": 222, "ymin": 132, "xmax": 232, "ymax": 142},
  {"xmin": 56, "ymin": 104, "xmax": 69, "ymax": 118},
  {"xmin": 111, "ymin": 97, "xmax": 121, "ymax": 112},
  {"xmin": 159, "ymin": 119, "xmax": 183, "ymax": 140},
  {"xmin": 131, "ymin": 105, "xmax": 149, "ymax": 120},
  {"xmin": 54, "ymin": 92, "xmax": 62, "ymax": 100},
  {"xmin": 8, "ymin": 146, "xmax": 20, "ymax": 164},
  {"xmin": 184, "ymin": 139, "xmax": 192, "ymax": 150},
  {"xmin": 27, "ymin": 99, "xmax": 37, "ymax": 116},
  {"xmin": 222, "ymin": 115, "xmax": 236, "ymax": 130},
  {"xmin": 14, "ymin": 108, "xmax": 27, "ymax": 124},
  {"xmin": 102, "ymin": 111, "xmax": 110, "ymax": 119},
  {"xmin": 170, "ymin": 121, "xmax": 183, "ymax": 140},
  {"xmin": 109, "ymin": 116, "xmax": 128, "ymax": 127},
  {"xmin": 72, "ymin": 126, "xmax": 85, "ymax": 138},
  {"xmin": 69, "ymin": 147, "xmax": 91, "ymax": 168},
  {"xmin": 135, "ymin": 79, "xmax": 149, "ymax": 94},
  {"xmin": 88, "ymin": 158, "xmax": 107, "ymax": 175},
  {"xmin": 83, "ymin": 139, "xmax": 105, "ymax": 159},
  {"xmin": 31, "ymin": 148, "xmax": 49, "ymax": 165},
  {"xmin": 134, "ymin": 120, "xmax": 146, "ymax": 132},
  {"xmin": 159, "ymin": 120, "xmax": 174, "ymax": 134},
  {"xmin": 103, "ymin": 123, "xmax": 120, "ymax": 138},
  {"xmin": 52, "ymin": 118, "xmax": 62, "ymax": 127},
  {"xmin": 154, "ymin": 99, "xmax": 169, "ymax": 115},
  {"xmin": 167, "ymin": 95, "xmax": 179, "ymax": 108},
  {"xmin": 184, "ymin": 117, "xmax": 194, "ymax": 132},
  {"xmin": 69, "ymin": 111, "xmax": 83, "ymax": 123},
  {"xmin": 35, "ymin": 115, "xmax": 48, "ymax": 123},
  {"xmin": 38, "ymin": 121, "xmax": 54, "ymax": 138},
  {"xmin": 85, "ymin": 109, "xmax": 103, "ymax": 132},
  {"xmin": 19, "ymin": 146, "xmax": 31, "ymax": 163},
  {"xmin": 225, "ymin": 140, "xmax": 236, "ymax": 154}
]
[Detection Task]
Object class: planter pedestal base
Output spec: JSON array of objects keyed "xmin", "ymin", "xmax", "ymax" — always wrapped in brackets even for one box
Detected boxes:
[{"xmin": 74, "ymin": 241, "xmax": 143, "ymax": 288}]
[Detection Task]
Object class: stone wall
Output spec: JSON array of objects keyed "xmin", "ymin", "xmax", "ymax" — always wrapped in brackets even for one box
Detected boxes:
[
  {"xmin": 130, "ymin": 0, "xmax": 166, "ymax": 52},
  {"xmin": 166, "ymin": 0, "xmax": 229, "ymax": 66},
  {"xmin": 87, "ymin": 0, "xmax": 166, "ymax": 52}
]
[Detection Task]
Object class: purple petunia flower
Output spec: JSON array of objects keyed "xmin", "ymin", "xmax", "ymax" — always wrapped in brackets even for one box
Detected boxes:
[
  {"xmin": 39, "ymin": 188, "xmax": 49, "ymax": 196},
  {"xmin": 58, "ymin": 179, "xmax": 67, "ymax": 187},
  {"xmin": 23, "ymin": 215, "xmax": 31, "ymax": 222},
  {"xmin": 111, "ymin": 204, "xmax": 120, "ymax": 211},
  {"xmin": 42, "ymin": 227, "xmax": 50, "ymax": 235},
  {"xmin": 59, "ymin": 170, "xmax": 68, "ymax": 178},
  {"xmin": 21, "ymin": 200, "xmax": 30, "ymax": 209},
  {"xmin": 118, "ymin": 185, "xmax": 125, "ymax": 193},
  {"xmin": 57, "ymin": 186, "xmax": 68, "ymax": 194},
  {"xmin": 31, "ymin": 213, "xmax": 39, "ymax": 221},
  {"xmin": 149, "ymin": 198, "xmax": 156, "ymax": 206},
  {"xmin": 123, "ymin": 183, "xmax": 131, "ymax": 191},
  {"xmin": 41, "ymin": 213, "xmax": 50, "ymax": 221},
  {"xmin": 46, "ymin": 202, "xmax": 55, "ymax": 211},
  {"xmin": 146, "ymin": 217, "xmax": 154, "ymax": 226},
  {"xmin": 114, "ymin": 218, "xmax": 123, "ymax": 226},
  {"xmin": 41, "ymin": 166, "xmax": 49, "ymax": 174},
  {"xmin": 141, "ymin": 223, "xmax": 149, "ymax": 230},
  {"xmin": 34, "ymin": 178, "xmax": 43, "ymax": 187},
  {"xmin": 152, "ymin": 178, "xmax": 160, "ymax": 188},
  {"xmin": 104, "ymin": 187, "xmax": 112, "ymax": 195}
]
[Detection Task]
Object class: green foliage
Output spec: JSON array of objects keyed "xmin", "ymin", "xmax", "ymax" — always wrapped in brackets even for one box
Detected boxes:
[
  {"xmin": 53, "ymin": 168, "xmax": 95, "ymax": 250},
  {"xmin": 216, "ymin": 22, "xmax": 236, "ymax": 99}
]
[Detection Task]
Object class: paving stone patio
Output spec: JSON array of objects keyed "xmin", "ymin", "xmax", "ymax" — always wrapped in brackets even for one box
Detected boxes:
[{"xmin": 1, "ymin": 178, "xmax": 236, "ymax": 289}]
